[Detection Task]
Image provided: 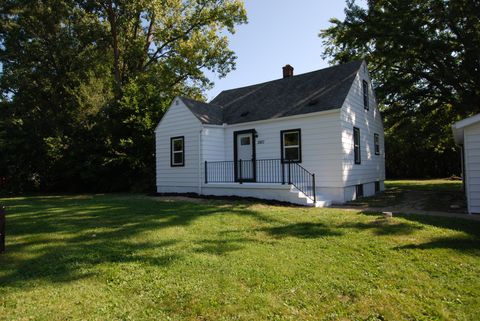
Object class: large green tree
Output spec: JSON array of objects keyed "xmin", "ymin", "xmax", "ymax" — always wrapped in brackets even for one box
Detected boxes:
[
  {"xmin": 0, "ymin": 0, "xmax": 246, "ymax": 192},
  {"xmin": 320, "ymin": 0, "xmax": 480, "ymax": 178},
  {"xmin": 0, "ymin": 0, "xmax": 110, "ymax": 192},
  {"xmin": 94, "ymin": 0, "xmax": 247, "ymax": 191}
]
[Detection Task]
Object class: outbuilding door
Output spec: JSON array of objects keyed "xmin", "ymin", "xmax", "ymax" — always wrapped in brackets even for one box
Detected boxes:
[{"xmin": 234, "ymin": 129, "xmax": 256, "ymax": 182}]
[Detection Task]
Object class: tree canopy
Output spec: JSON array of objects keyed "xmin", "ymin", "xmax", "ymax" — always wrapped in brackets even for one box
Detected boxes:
[
  {"xmin": 0, "ymin": 0, "xmax": 247, "ymax": 193},
  {"xmin": 320, "ymin": 0, "xmax": 480, "ymax": 178}
]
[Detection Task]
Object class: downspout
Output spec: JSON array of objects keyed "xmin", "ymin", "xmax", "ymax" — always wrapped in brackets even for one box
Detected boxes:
[
  {"xmin": 198, "ymin": 128, "xmax": 203, "ymax": 195},
  {"xmin": 460, "ymin": 145, "xmax": 465, "ymax": 194}
]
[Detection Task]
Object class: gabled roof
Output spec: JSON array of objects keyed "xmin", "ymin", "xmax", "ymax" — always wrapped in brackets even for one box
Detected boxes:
[
  {"xmin": 180, "ymin": 97, "xmax": 224, "ymax": 125},
  {"xmin": 452, "ymin": 113, "xmax": 480, "ymax": 144},
  {"xmin": 179, "ymin": 60, "xmax": 364, "ymax": 125}
]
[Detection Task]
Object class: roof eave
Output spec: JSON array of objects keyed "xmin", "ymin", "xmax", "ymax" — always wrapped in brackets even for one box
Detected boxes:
[
  {"xmin": 452, "ymin": 126, "xmax": 464, "ymax": 145},
  {"xmin": 453, "ymin": 113, "xmax": 480, "ymax": 130},
  {"xmin": 452, "ymin": 113, "xmax": 480, "ymax": 145}
]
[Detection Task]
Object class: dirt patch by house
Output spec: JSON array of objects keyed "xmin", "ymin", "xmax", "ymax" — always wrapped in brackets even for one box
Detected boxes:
[
  {"xmin": 340, "ymin": 187, "xmax": 466, "ymax": 213},
  {"xmin": 335, "ymin": 184, "xmax": 479, "ymax": 220},
  {"xmin": 150, "ymin": 193, "xmax": 302, "ymax": 207}
]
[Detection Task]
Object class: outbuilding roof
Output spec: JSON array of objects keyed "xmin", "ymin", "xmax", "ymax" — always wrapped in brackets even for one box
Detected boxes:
[
  {"xmin": 452, "ymin": 113, "xmax": 480, "ymax": 144},
  {"xmin": 180, "ymin": 60, "xmax": 364, "ymax": 125}
]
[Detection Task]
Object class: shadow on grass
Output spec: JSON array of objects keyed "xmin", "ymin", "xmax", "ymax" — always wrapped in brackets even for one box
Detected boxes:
[
  {"xmin": 339, "ymin": 218, "xmax": 423, "ymax": 236},
  {"xmin": 393, "ymin": 213, "xmax": 480, "ymax": 254},
  {"xmin": 0, "ymin": 195, "xmax": 275, "ymax": 287},
  {"xmin": 261, "ymin": 222, "xmax": 343, "ymax": 239},
  {"xmin": 394, "ymin": 213, "xmax": 480, "ymax": 237},
  {"xmin": 395, "ymin": 237, "xmax": 480, "ymax": 252},
  {"xmin": 358, "ymin": 211, "xmax": 480, "ymax": 254}
]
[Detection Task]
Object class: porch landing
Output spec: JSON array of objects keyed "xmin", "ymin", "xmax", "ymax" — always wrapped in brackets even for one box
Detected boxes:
[{"xmin": 201, "ymin": 183, "xmax": 332, "ymax": 207}]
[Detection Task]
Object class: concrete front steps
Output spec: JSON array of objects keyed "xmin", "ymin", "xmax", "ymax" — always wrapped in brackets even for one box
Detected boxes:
[{"xmin": 287, "ymin": 187, "xmax": 332, "ymax": 207}]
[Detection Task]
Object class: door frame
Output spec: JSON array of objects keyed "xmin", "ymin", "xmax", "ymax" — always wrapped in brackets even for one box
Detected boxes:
[{"xmin": 233, "ymin": 129, "xmax": 257, "ymax": 182}]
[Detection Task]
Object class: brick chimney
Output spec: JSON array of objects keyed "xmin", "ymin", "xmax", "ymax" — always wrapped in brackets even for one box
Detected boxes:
[{"xmin": 282, "ymin": 64, "xmax": 294, "ymax": 78}]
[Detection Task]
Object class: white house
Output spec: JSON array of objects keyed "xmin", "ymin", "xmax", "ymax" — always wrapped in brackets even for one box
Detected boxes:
[
  {"xmin": 155, "ymin": 60, "xmax": 385, "ymax": 206},
  {"xmin": 452, "ymin": 114, "xmax": 480, "ymax": 214}
]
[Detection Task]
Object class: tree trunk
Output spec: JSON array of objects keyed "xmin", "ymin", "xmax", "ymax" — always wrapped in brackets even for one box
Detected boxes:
[{"xmin": 106, "ymin": 1, "xmax": 121, "ymax": 96}]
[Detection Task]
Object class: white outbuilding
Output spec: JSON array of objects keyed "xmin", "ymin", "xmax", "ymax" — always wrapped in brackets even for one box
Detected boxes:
[{"xmin": 452, "ymin": 113, "xmax": 480, "ymax": 214}]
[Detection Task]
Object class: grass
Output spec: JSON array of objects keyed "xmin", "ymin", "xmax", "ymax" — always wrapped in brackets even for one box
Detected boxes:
[
  {"xmin": 386, "ymin": 179, "xmax": 463, "ymax": 192},
  {"xmin": 0, "ymin": 191, "xmax": 479, "ymax": 320}
]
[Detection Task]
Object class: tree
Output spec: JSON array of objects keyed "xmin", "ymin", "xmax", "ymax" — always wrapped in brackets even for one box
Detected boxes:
[
  {"xmin": 0, "ymin": 0, "xmax": 111, "ymax": 192},
  {"xmin": 320, "ymin": 0, "xmax": 480, "ymax": 178},
  {"xmin": 0, "ymin": 0, "xmax": 247, "ymax": 192},
  {"xmin": 93, "ymin": 0, "xmax": 248, "ymax": 191}
]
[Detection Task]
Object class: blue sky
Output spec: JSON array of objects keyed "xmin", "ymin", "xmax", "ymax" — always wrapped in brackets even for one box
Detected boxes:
[{"xmin": 206, "ymin": 0, "xmax": 351, "ymax": 101}]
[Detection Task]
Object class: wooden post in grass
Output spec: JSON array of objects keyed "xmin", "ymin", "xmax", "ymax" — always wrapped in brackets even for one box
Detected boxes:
[{"xmin": 0, "ymin": 206, "xmax": 5, "ymax": 253}]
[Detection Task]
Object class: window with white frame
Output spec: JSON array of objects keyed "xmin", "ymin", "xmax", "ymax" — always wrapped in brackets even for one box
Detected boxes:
[
  {"xmin": 170, "ymin": 136, "xmax": 184, "ymax": 167},
  {"xmin": 374, "ymin": 133, "xmax": 380, "ymax": 155},
  {"xmin": 281, "ymin": 129, "xmax": 301, "ymax": 162}
]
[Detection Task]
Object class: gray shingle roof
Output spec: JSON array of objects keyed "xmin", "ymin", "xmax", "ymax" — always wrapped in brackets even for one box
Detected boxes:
[
  {"xmin": 180, "ymin": 97, "xmax": 224, "ymax": 125},
  {"xmin": 181, "ymin": 60, "xmax": 363, "ymax": 125}
]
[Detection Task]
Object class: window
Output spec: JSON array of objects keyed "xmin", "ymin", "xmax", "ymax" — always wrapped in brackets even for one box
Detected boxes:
[
  {"xmin": 240, "ymin": 136, "xmax": 251, "ymax": 145},
  {"xmin": 375, "ymin": 181, "xmax": 380, "ymax": 193},
  {"xmin": 281, "ymin": 129, "xmax": 301, "ymax": 162},
  {"xmin": 363, "ymin": 80, "xmax": 369, "ymax": 110},
  {"xmin": 356, "ymin": 184, "xmax": 364, "ymax": 198},
  {"xmin": 353, "ymin": 127, "xmax": 361, "ymax": 164},
  {"xmin": 374, "ymin": 133, "xmax": 380, "ymax": 155},
  {"xmin": 170, "ymin": 136, "xmax": 184, "ymax": 167}
]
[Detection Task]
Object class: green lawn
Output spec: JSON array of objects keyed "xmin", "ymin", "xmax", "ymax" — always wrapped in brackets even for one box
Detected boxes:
[
  {"xmin": 386, "ymin": 179, "xmax": 463, "ymax": 191},
  {"xmin": 0, "ymin": 192, "xmax": 479, "ymax": 320}
]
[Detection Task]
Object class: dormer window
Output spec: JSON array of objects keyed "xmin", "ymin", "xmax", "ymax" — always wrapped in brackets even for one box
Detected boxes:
[{"xmin": 363, "ymin": 80, "xmax": 369, "ymax": 110}]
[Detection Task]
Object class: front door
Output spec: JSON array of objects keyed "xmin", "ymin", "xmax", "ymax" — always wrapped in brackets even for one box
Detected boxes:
[{"xmin": 234, "ymin": 130, "xmax": 256, "ymax": 182}]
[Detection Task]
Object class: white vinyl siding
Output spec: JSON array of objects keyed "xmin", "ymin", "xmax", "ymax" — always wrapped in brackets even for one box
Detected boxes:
[
  {"xmin": 201, "ymin": 126, "xmax": 226, "ymax": 183},
  {"xmin": 464, "ymin": 122, "xmax": 480, "ymax": 214},
  {"xmin": 202, "ymin": 127, "xmax": 225, "ymax": 162},
  {"xmin": 155, "ymin": 99, "xmax": 201, "ymax": 192},
  {"xmin": 341, "ymin": 62, "xmax": 385, "ymax": 191},
  {"xmin": 222, "ymin": 111, "xmax": 343, "ymax": 188}
]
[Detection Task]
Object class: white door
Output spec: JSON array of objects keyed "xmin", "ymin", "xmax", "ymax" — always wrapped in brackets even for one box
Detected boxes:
[{"xmin": 236, "ymin": 132, "xmax": 255, "ymax": 181}]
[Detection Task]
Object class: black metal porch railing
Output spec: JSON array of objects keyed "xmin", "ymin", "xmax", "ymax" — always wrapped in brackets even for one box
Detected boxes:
[{"xmin": 204, "ymin": 159, "xmax": 316, "ymax": 203}]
